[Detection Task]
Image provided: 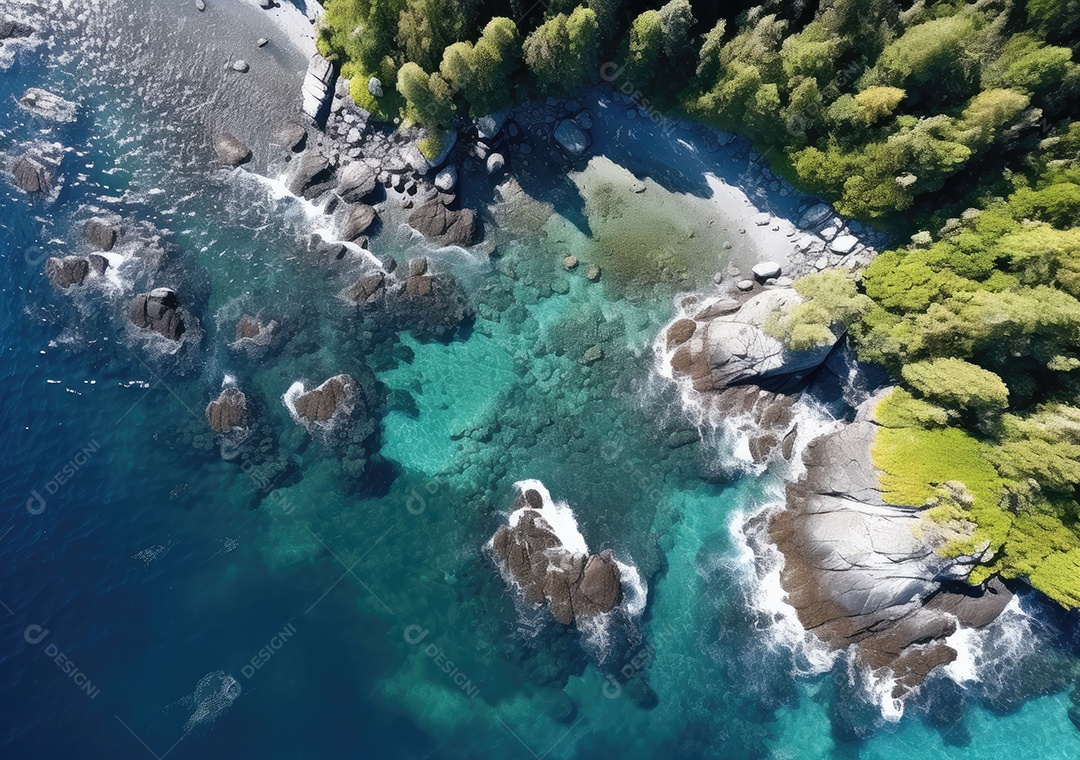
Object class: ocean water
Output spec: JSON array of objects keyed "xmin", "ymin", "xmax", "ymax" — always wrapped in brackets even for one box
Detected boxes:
[{"xmin": 4, "ymin": 1, "xmax": 1080, "ymax": 759}]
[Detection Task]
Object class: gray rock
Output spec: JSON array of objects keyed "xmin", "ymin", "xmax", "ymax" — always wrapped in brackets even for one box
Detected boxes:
[
  {"xmin": 736, "ymin": 279, "xmax": 754, "ymax": 291},
  {"xmin": 767, "ymin": 391, "xmax": 1010, "ymax": 697},
  {"xmin": 486, "ymin": 152, "xmax": 505, "ymax": 175},
  {"xmin": 231, "ymin": 59, "xmax": 249, "ymax": 73},
  {"xmin": 751, "ymin": 261, "xmax": 781, "ymax": 281},
  {"xmin": 214, "ymin": 132, "xmax": 251, "ymax": 166},
  {"xmin": 830, "ymin": 234, "xmax": 859, "ymax": 255},
  {"xmin": 339, "ymin": 203, "xmax": 377, "ymax": 241},
  {"xmin": 668, "ymin": 288, "xmax": 838, "ymax": 394},
  {"xmin": 288, "ymin": 150, "xmax": 334, "ymax": 198},
  {"xmin": 336, "ymin": 161, "xmax": 377, "ymax": 201},
  {"xmin": 476, "ymin": 109, "xmax": 509, "ymax": 141},
  {"xmin": 344, "ymin": 272, "xmax": 385, "ymax": 305},
  {"xmin": 408, "ymin": 197, "xmax": 479, "ymax": 247},
  {"xmin": 128, "ymin": 288, "xmax": 186, "ymax": 340},
  {"xmin": 45, "ymin": 256, "xmax": 90, "ymax": 288},
  {"xmin": 11, "ymin": 157, "xmax": 51, "ymax": 195},
  {"xmin": 195, "ymin": 0, "xmax": 206, "ymax": 10},
  {"xmin": 489, "ymin": 488, "xmax": 625, "ymax": 626},
  {"xmin": 87, "ymin": 253, "xmax": 109, "ymax": 275},
  {"xmin": 367, "ymin": 76, "xmax": 383, "ymax": 98},
  {"xmin": 206, "ymin": 387, "xmax": 247, "ymax": 434},
  {"xmin": 272, "ymin": 123, "xmax": 307, "ymax": 153},
  {"xmin": 294, "ymin": 375, "xmax": 354, "ymax": 424},
  {"xmin": 553, "ymin": 119, "xmax": 590, "ymax": 158},
  {"xmin": 301, "ymin": 54, "xmax": 336, "ymax": 124},
  {"xmin": 83, "ymin": 218, "xmax": 119, "ymax": 251},
  {"xmin": 256, "ymin": 37, "xmax": 268, "ymax": 47},
  {"xmin": 0, "ymin": 20, "xmax": 34, "ymax": 39},
  {"xmin": 434, "ymin": 165, "xmax": 457, "ymax": 193}
]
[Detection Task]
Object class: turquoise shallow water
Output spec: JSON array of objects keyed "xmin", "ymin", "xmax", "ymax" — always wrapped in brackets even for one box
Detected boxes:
[{"xmin": 4, "ymin": 1, "xmax": 1080, "ymax": 758}]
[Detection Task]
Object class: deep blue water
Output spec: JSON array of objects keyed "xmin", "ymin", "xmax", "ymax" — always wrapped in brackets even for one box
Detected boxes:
[{"xmin": 4, "ymin": 1, "xmax": 1080, "ymax": 759}]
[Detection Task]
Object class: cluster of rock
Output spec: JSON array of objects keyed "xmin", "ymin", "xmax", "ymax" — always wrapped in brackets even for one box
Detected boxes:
[
  {"xmin": 340, "ymin": 256, "xmax": 473, "ymax": 340},
  {"xmin": 764, "ymin": 392, "xmax": 1012, "ymax": 698},
  {"xmin": 490, "ymin": 487, "xmax": 623, "ymax": 626},
  {"xmin": 0, "ymin": 19, "xmax": 34, "ymax": 39}
]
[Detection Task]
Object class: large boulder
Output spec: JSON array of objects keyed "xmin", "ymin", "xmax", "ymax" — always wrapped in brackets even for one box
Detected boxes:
[
  {"xmin": 214, "ymin": 132, "xmax": 251, "ymax": 166},
  {"xmin": 336, "ymin": 161, "xmax": 377, "ymax": 202},
  {"xmin": 383, "ymin": 259, "xmax": 473, "ymax": 340},
  {"xmin": 668, "ymin": 289, "xmax": 840, "ymax": 394},
  {"xmin": 128, "ymin": 288, "xmax": 186, "ymax": 341},
  {"xmin": 766, "ymin": 391, "xmax": 1011, "ymax": 698},
  {"xmin": 18, "ymin": 88, "xmax": 77, "ymax": 123},
  {"xmin": 294, "ymin": 374, "xmax": 354, "ymax": 424},
  {"xmin": 83, "ymin": 218, "xmax": 119, "ymax": 251},
  {"xmin": 206, "ymin": 387, "xmax": 248, "ymax": 434},
  {"xmin": 288, "ymin": 150, "xmax": 334, "ymax": 199},
  {"xmin": 338, "ymin": 203, "xmax": 377, "ymax": 241},
  {"xmin": 12, "ymin": 156, "xmax": 52, "ymax": 195},
  {"xmin": 45, "ymin": 256, "xmax": 90, "ymax": 288},
  {"xmin": 272, "ymin": 123, "xmax": 307, "ymax": 153},
  {"xmin": 408, "ymin": 197, "xmax": 479, "ymax": 247},
  {"xmin": 489, "ymin": 486, "xmax": 624, "ymax": 627},
  {"xmin": 554, "ymin": 119, "xmax": 590, "ymax": 158}
]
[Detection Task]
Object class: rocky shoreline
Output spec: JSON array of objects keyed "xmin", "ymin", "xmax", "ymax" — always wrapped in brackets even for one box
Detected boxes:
[{"xmin": 661, "ymin": 275, "xmax": 1012, "ymax": 699}]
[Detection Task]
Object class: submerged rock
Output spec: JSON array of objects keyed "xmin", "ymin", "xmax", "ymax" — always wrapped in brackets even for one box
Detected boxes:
[
  {"xmin": 214, "ymin": 132, "xmax": 251, "ymax": 166},
  {"xmin": 766, "ymin": 391, "xmax": 1011, "ymax": 697},
  {"xmin": 554, "ymin": 119, "xmax": 590, "ymax": 158},
  {"xmin": 18, "ymin": 88, "xmax": 77, "ymax": 123},
  {"xmin": 45, "ymin": 256, "xmax": 90, "ymax": 288},
  {"xmin": 294, "ymin": 374, "xmax": 354, "ymax": 424},
  {"xmin": 206, "ymin": 387, "xmax": 247, "ymax": 434},
  {"xmin": 128, "ymin": 288, "xmax": 186, "ymax": 341},
  {"xmin": 408, "ymin": 198, "xmax": 479, "ymax": 247}
]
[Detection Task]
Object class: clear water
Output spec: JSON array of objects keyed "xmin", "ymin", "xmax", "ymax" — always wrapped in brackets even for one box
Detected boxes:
[{"xmin": 3, "ymin": 1, "xmax": 1080, "ymax": 758}]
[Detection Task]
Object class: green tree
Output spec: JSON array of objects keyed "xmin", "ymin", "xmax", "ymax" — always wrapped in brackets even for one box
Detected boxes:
[
  {"xmin": 397, "ymin": 61, "xmax": 455, "ymax": 129},
  {"xmin": 901, "ymin": 358, "xmax": 1010, "ymax": 413},
  {"xmin": 523, "ymin": 6, "xmax": 600, "ymax": 95},
  {"xmin": 440, "ymin": 17, "xmax": 522, "ymax": 116}
]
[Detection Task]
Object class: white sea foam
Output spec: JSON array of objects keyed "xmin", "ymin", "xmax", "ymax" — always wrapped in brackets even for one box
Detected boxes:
[
  {"xmin": 282, "ymin": 380, "xmax": 305, "ymax": 425},
  {"xmin": 509, "ymin": 479, "xmax": 588, "ymax": 555}
]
